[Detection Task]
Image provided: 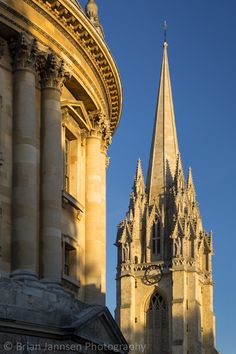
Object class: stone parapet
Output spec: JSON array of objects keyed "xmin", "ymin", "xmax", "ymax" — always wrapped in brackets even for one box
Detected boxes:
[{"xmin": 0, "ymin": 276, "xmax": 128, "ymax": 353}]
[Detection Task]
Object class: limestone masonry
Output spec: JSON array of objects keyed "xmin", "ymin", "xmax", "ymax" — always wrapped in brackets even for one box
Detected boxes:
[
  {"xmin": 116, "ymin": 42, "xmax": 219, "ymax": 354},
  {"xmin": 0, "ymin": 0, "xmax": 127, "ymax": 352}
]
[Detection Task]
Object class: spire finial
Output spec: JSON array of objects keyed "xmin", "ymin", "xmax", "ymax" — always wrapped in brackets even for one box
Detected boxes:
[
  {"xmin": 85, "ymin": 0, "xmax": 104, "ymax": 38},
  {"xmin": 86, "ymin": 0, "xmax": 98, "ymax": 21},
  {"xmin": 163, "ymin": 20, "xmax": 168, "ymax": 44}
]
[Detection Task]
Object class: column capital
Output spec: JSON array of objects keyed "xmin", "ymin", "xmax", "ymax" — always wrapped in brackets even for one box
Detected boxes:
[
  {"xmin": 9, "ymin": 32, "xmax": 38, "ymax": 72},
  {"xmin": 38, "ymin": 53, "xmax": 70, "ymax": 91},
  {"xmin": 88, "ymin": 110, "xmax": 112, "ymax": 150}
]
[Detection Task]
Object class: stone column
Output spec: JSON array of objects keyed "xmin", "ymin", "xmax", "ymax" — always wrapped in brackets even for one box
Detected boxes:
[
  {"xmin": 39, "ymin": 53, "xmax": 69, "ymax": 283},
  {"xmin": 100, "ymin": 126, "xmax": 111, "ymax": 300},
  {"xmin": 9, "ymin": 33, "xmax": 39, "ymax": 278},
  {"xmin": 85, "ymin": 112, "xmax": 111, "ymax": 305}
]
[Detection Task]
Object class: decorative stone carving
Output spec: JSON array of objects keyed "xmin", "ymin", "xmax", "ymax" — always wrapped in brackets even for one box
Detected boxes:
[
  {"xmin": 85, "ymin": 0, "xmax": 104, "ymax": 38},
  {"xmin": 203, "ymin": 271, "xmax": 213, "ymax": 284},
  {"xmin": 120, "ymin": 263, "xmax": 132, "ymax": 273},
  {"xmin": 61, "ymin": 107, "xmax": 70, "ymax": 127},
  {"xmin": 38, "ymin": 53, "xmax": 70, "ymax": 90},
  {"xmin": 197, "ymin": 232, "xmax": 204, "ymax": 254},
  {"xmin": 173, "ymin": 236, "xmax": 182, "ymax": 258},
  {"xmin": 11, "ymin": 0, "xmax": 121, "ymax": 133},
  {"xmin": 9, "ymin": 32, "xmax": 38, "ymax": 71},
  {"xmin": 86, "ymin": 0, "xmax": 99, "ymax": 21},
  {"xmin": 172, "ymin": 258, "xmax": 185, "ymax": 266},
  {"xmin": 88, "ymin": 110, "xmax": 112, "ymax": 149}
]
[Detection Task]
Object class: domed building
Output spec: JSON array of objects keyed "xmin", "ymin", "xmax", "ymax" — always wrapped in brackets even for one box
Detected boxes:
[{"xmin": 0, "ymin": 0, "xmax": 127, "ymax": 351}]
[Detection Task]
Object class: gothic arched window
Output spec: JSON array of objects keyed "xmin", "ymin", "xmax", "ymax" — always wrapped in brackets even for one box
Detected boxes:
[
  {"xmin": 152, "ymin": 218, "xmax": 161, "ymax": 256},
  {"xmin": 146, "ymin": 292, "xmax": 169, "ymax": 354}
]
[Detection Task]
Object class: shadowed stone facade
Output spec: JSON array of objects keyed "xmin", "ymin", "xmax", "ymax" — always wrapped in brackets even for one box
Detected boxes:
[
  {"xmin": 116, "ymin": 42, "xmax": 219, "ymax": 354},
  {"xmin": 0, "ymin": 0, "xmax": 127, "ymax": 352}
]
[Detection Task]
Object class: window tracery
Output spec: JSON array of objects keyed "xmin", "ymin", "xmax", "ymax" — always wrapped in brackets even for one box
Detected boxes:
[{"xmin": 146, "ymin": 292, "xmax": 169, "ymax": 354}]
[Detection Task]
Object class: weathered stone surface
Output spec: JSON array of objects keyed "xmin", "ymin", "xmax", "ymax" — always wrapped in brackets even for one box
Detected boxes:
[{"xmin": 0, "ymin": 276, "xmax": 128, "ymax": 353}]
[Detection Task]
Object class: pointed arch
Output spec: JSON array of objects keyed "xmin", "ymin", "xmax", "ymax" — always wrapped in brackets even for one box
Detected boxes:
[{"xmin": 145, "ymin": 289, "xmax": 169, "ymax": 354}]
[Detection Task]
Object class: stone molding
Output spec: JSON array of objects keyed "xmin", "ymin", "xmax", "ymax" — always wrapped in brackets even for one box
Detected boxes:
[
  {"xmin": 9, "ymin": 32, "xmax": 38, "ymax": 71},
  {"xmin": 118, "ymin": 261, "xmax": 168, "ymax": 275},
  {"xmin": 172, "ymin": 257, "xmax": 197, "ymax": 268},
  {"xmin": 61, "ymin": 102, "xmax": 91, "ymax": 135}
]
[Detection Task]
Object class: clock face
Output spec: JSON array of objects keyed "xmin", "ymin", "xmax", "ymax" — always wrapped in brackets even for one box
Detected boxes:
[{"xmin": 143, "ymin": 264, "xmax": 163, "ymax": 285}]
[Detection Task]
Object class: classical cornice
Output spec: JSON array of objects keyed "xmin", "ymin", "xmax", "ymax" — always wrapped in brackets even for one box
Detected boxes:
[{"xmin": 31, "ymin": 0, "xmax": 122, "ymax": 134}]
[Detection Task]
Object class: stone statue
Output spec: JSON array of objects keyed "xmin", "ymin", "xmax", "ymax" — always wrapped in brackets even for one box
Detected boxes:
[
  {"xmin": 173, "ymin": 237, "xmax": 182, "ymax": 258},
  {"xmin": 197, "ymin": 234, "xmax": 204, "ymax": 254},
  {"xmin": 123, "ymin": 242, "xmax": 130, "ymax": 262}
]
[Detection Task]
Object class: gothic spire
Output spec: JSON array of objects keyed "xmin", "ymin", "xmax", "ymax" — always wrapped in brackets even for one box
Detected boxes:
[
  {"xmin": 146, "ymin": 41, "xmax": 179, "ymax": 204},
  {"xmin": 135, "ymin": 159, "xmax": 144, "ymax": 184},
  {"xmin": 187, "ymin": 166, "xmax": 197, "ymax": 202},
  {"xmin": 174, "ymin": 154, "xmax": 185, "ymax": 191}
]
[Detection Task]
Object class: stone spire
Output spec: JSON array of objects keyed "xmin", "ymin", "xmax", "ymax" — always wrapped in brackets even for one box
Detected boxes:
[
  {"xmin": 133, "ymin": 159, "xmax": 145, "ymax": 196},
  {"xmin": 146, "ymin": 41, "xmax": 179, "ymax": 204},
  {"xmin": 187, "ymin": 166, "xmax": 196, "ymax": 200},
  {"xmin": 85, "ymin": 0, "xmax": 104, "ymax": 38},
  {"xmin": 187, "ymin": 167, "xmax": 194, "ymax": 189}
]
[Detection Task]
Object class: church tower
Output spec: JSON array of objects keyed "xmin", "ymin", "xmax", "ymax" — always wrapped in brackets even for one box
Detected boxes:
[{"xmin": 115, "ymin": 40, "xmax": 218, "ymax": 354}]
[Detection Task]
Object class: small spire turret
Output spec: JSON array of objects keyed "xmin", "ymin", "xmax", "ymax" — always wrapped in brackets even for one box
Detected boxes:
[
  {"xmin": 133, "ymin": 159, "xmax": 145, "ymax": 198},
  {"xmin": 187, "ymin": 167, "xmax": 197, "ymax": 202},
  {"xmin": 187, "ymin": 167, "xmax": 194, "ymax": 187},
  {"xmin": 173, "ymin": 154, "xmax": 186, "ymax": 195},
  {"xmin": 85, "ymin": 0, "xmax": 104, "ymax": 38},
  {"xmin": 86, "ymin": 0, "xmax": 98, "ymax": 20}
]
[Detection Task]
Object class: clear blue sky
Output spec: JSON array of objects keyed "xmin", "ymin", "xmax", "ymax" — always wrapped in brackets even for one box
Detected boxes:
[{"xmin": 80, "ymin": 1, "xmax": 236, "ymax": 352}]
